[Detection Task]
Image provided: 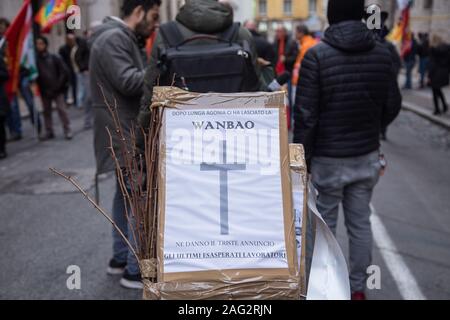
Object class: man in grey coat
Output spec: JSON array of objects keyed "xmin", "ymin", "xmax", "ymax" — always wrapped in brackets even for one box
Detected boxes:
[{"xmin": 89, "ymin": 0, "xmax": 160, "ymax": 289}]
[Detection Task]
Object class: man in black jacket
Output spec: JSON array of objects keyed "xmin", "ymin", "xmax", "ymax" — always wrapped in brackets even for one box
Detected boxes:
[
  {"xmin": 59, "ymin": 33, "xmax": 90, "ymax": 108},
  {"xmin": 293, "ymin": 0, "xmax": 401, "ymax": 300}
]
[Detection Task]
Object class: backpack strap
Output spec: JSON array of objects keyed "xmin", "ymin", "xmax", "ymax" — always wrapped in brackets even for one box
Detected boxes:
[
  {"xmin": 159, "ymin": 21, "xmax": 185, "ymax": 48},
  {"xmin": 221, "ymin": 22, "xmax": 240, "ymax": 43}
]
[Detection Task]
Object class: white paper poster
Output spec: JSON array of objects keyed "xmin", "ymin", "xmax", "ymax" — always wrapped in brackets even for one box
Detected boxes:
[{"xmin": 163, "ymin": 108, "xmax": 288, "ymax": 273}]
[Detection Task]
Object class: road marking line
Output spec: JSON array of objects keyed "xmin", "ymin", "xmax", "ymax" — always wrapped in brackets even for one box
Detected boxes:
[{"xmin": 370, "ymin": 205, "xmax": 426, "ymax": 300}]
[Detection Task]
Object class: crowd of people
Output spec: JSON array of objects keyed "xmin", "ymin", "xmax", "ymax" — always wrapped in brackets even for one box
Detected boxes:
[
  {"xmin": 403, "ymin": 31, "xmax": 450, "ymax": 115},
  {"xmin": 0, "ymin": 0, "xmax": 449, "ymax": 299},
  {"xmin": 0, "ymin": 18, "xmax": 97, "ymax": 159}
]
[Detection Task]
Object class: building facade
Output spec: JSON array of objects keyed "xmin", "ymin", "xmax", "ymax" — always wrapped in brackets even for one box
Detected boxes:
[
  {"xmin": 255, "ymin": 0, "xmax": 327, "ymax": 39},
  {"xmin": 368, "ymin": 0, "xmax": 450, "ymax": 42},
  {"xmin": 408, "ymin": 0, "xmax": 450, "ymax": 41}
]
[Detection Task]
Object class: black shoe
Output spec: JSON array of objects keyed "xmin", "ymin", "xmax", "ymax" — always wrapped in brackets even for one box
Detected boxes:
[
  {"xmin": 120, "ymin": 270, "xmax": 143, "ymax": 290},
  {"xmin": 444, "ymin": 106, "xmax": 448, "ymax": 114},
  {"xmin": 433, "ymin": 110, "xmax": 442, "ymax": 116},
  {"xmin": 107, "ymin": 259, "xmax": 127, "ymax": 275},
  {"xmin": 9, "ymin": 133, "xmax": 22, "ymax": 142},
  {"xmin": 0, "ymin": 151, "xmax": 7, "ymax": 160},
  {"xmin": 380, "ymin": 133, "xmax": 387, "ymax": 141}
]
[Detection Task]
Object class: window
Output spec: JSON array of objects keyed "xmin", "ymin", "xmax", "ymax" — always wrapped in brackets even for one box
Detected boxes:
[
  {"xmin": 309, "ymin": 0, "xmax": 317, "ymax": 14},
  {"xmin": 423, "ymin": 0, "xmax": 433, "ymax": 9},
  {"xmin": 259, "ymin": 0, "xmax": 267, "ymax": 16},
  {"xmin": 284, "ymin": 0, "xmax": 292, "ymax": 16}
]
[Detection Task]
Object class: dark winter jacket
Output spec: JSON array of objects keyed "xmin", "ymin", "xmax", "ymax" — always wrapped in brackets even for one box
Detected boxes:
[
  {"xmin": 428, "ymin": 44, "xmax": 450, "ymax": 89},
  {"xmin": 293, "ymin": 21, "xmax": 401, "ymax": 162},
  {"xmin": 89, "ymin": 16, "xmax": 145, "ymax": 174},
  {"xmin": 0, "ymin": 53, "xmax": 10, "ymax": 117},
  {"xmin": 36, "ymin": 51, "xmax": 70, "ymax": 99},
  {"xmin": 249, "ymin": 29, "xmax": 276, "ymax": 65},
  {"xmin": 59, "ymin": 37, "xmax": 90, "ymax": 73},
  {"xmin": 379, "ymin": 37, "xmax": 401, "ymax": 76}
]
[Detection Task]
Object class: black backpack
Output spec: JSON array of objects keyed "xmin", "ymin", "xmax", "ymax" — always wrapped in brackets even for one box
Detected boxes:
[{"xmin": 157, "ymin": 22, "xmax": 258, "ymax": 93}]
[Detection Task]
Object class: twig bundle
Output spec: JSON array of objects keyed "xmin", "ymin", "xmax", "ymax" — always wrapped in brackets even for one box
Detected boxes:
[{"xmin": 51, "ymin": 87, "xmax": 165, "ymax": 284}]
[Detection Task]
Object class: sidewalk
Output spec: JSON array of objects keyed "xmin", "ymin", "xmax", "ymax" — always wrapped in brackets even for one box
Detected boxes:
[{"xmin": 399, "ymin": 74, "xmax": 450, "ymax": 129}]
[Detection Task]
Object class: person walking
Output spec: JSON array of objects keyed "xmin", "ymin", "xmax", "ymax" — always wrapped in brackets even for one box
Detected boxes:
[
  {"xmin": 0, "ymin": 50, "xmax": 9, "ymax": 159},
  {"xmin": 403, "ymin": 32, "xmax": 417, "ymax": 90},
  {"xmin": 428, "ymin": 34, "xmax": 449, "ymax": 115},
  {"xmin": 293, "ymin": 0, "xmax": 401, "ymax": 300},
  {"xmin": 89, "ymin": 0, "xmax": 161, "ymax": 290},
  {"xmin": 35, "ymin": 36, "xmax": 72, "ymax": 140},
  {"xmin": 59, "ymin": 34, "xmax": 78, "ymax": 107},
  {"xmin": 371, "ymin": 11, "xmax": 402, "ymax": 141}
]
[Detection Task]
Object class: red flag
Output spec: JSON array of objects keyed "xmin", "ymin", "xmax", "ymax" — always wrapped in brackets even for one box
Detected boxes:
[
  {"xmin": 4, "ymin": 0, "xmax": 32, "ymax": 101},
  {"xmin": 400, "ymin": 1, "xmax": 413, "ymax": 58}
]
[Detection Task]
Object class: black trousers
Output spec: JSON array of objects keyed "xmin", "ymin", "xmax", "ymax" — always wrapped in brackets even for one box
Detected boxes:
[
  {"xmin": 432, "ymin": 87, "xmax": 448, "ymax": 113},
  {"xmin": 0, "ymin": 115, "xmax": 6, "ymax": 153}
]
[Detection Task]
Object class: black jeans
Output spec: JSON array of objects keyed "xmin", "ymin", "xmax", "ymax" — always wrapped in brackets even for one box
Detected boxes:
[
  {"xmin": 0, "ymin": 115, "xmax": 6, "ymax": 153},
  {"xmin": 432, "ymin": 87, "xmax": 448, "ymax": 113}
]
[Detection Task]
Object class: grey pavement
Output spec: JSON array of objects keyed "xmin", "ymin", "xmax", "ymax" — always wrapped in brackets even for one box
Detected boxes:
[{"xmin": 0, "ymin": 103, "xmax": 449, "ymax": 299}]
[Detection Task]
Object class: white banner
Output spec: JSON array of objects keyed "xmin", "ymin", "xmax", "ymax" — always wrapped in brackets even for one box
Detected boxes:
[{"xmin": 307, "ymin": 182, "xmax": 351, "ymax": 300}]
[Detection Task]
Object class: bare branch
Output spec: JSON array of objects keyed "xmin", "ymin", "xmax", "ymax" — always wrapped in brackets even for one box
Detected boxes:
[{"xmin": 49, "ymin": 168, "xmax": 139, "ymax": 263}]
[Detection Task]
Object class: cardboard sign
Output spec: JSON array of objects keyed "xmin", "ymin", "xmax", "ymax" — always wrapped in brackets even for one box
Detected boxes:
[{"xmin": 154, "ymin": 87, "xmax": 304, "ymax": 300}]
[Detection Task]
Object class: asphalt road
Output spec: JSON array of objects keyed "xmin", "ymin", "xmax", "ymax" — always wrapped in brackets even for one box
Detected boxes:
[{"xmin": 0, "ymin": 106, "xmax": 449, "ymax": 300}]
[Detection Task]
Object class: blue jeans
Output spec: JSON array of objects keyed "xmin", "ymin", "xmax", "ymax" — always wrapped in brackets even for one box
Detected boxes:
[
  {"xmin": 7, "ymin": 96, "xmax": 22, "ymax": 136},
  {"xmin": 112, "ymin": 178, "xmax": 140, "ymax": 275},
  {"xmin": 419, "ymin": 57, "xmax": 429, "ymax": 88},
  {"xmin": 404, "ymin": 60, "xmax": 415, "ymax": 89},
  {"xmin": 311, "ymin": 151, "xmax": 381, "ymax": 292},
  {"xmin": 76, "ymin": 72, "xmax": 86, "ymax": 109}
]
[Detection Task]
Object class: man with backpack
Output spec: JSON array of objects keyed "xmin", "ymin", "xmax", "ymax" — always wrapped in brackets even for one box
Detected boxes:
[
  {"xmin": 138, "ymin": 0, "xmax": 266, "ymax": 129},
  {"xmin": 36, "ymin": 36, "xmax": 72, "ymax": 141}
]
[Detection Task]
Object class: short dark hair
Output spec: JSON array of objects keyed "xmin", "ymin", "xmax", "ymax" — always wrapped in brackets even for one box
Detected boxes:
[
  {"xmin": 0, "ymin": 17, "xmax": 10, "ymax": 28},
  {"xmin": 296, "ymin": 25, "xmax": 310, "ymax": 36},
  {"xmin": 36, "ymin": 35, "xmax": 49, "ymax": 47},
  {"xmin": 120, "ymin": 0, "xmax": 161, "ymax": 18}
]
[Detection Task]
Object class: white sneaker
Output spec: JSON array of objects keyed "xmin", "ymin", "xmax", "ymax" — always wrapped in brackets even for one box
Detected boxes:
[
  {"xmin": 106, "ymin": 259, "xmax": 126, "ymax": 275},
  {"xmin": 120, "ymin": 271, "xmax": 143, "ymax": 290}
]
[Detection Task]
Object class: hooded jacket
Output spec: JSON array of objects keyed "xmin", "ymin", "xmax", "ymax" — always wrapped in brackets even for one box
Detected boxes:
[
  {"xmin": 293, "ymin": 21, "xmax": 401, "ymax": 162},
  {"xmin": 89, "ymin": 16, "xmax": 145, "ymax": 174},
  {"xmin": 138, "ymin": 0, "xmax": 264, "ymax": 131}
]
